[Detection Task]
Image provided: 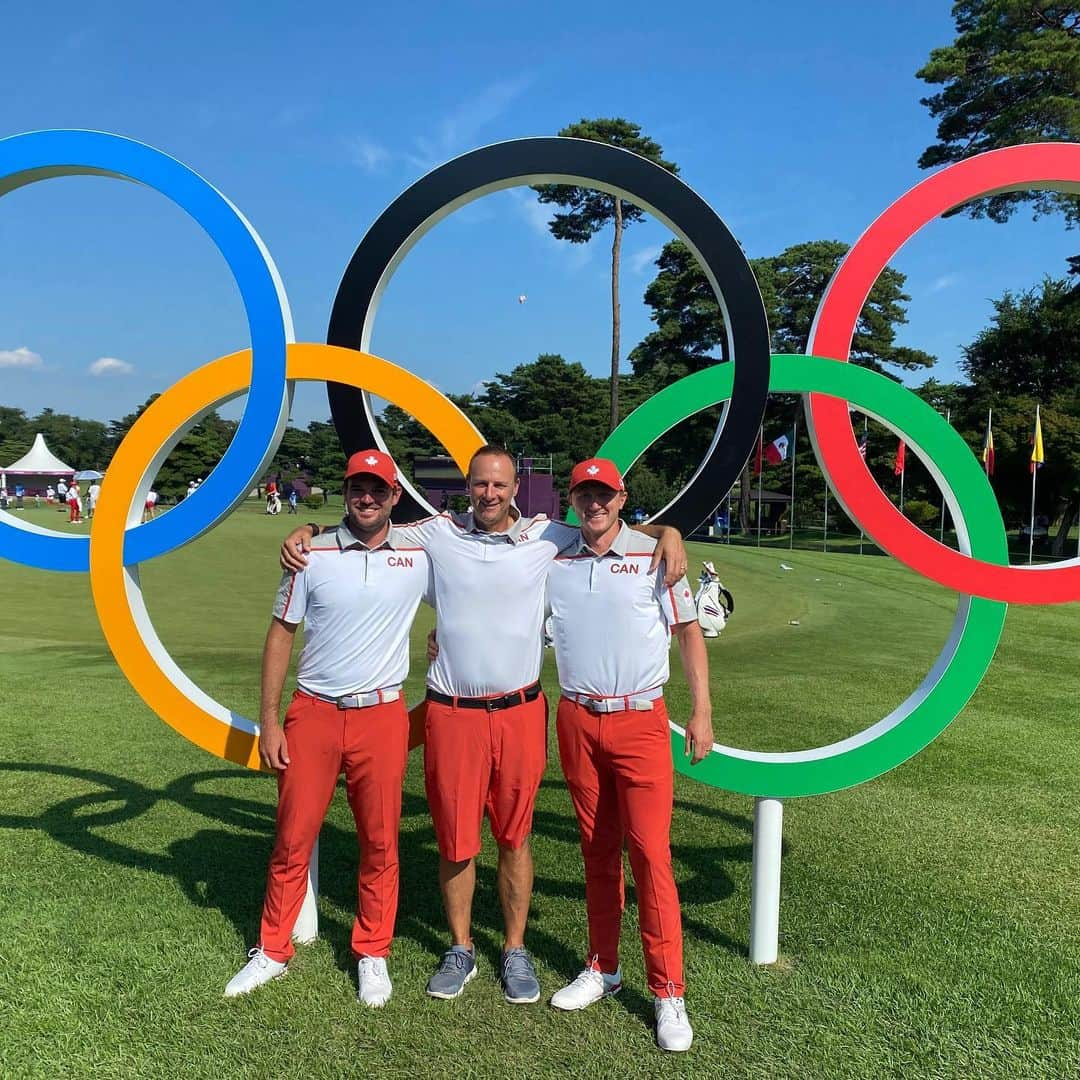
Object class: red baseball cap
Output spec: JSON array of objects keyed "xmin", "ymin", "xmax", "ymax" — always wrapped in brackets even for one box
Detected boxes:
[
  {"xmin": 344, "ymin": 450, "xmax": 398, "ymax": 487},
  {"xmin": 569, "ymin": 457, "xmax": 625, "ymax": 493}
]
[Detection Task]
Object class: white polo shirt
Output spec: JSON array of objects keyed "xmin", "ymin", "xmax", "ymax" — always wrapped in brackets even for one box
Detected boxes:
[
  {"xmin": 547, "ymin": 522, "xmax": 697, "ymax": 698},
  {"xmin": 394, "ymin": 510, "xmax": 578, "ymax": 697},
  {"xmin": 273, "ymin": 521, "xmax": 432, "ymax": 699}
]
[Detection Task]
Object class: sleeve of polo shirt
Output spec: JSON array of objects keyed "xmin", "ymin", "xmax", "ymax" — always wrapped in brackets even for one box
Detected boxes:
[
  {"xmin": 534, "ymin": 518, "xmax": 580, "ymax": 549},
  {"xmin": 655, "ymin": 568, "xmax": 697, "ymax": 628},
  {"xmin": 272, "ymin": 568, "xmax": 307, "ymax": 625},
  {"xmin": 388, "ymin": 513, "xmax": 449, "ymax": 550}
]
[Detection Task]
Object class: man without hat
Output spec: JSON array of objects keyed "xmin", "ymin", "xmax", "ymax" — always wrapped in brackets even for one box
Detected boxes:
[
  {"xmin": 546, "ymin": 457, "xmax": 713, "ymax": 1052},
  {"xmin": 281, "ymin": 445, "xmax": 689, "ymax": 1006},
  {"xmin": 226, "ymin": 450, "xmax": 430, "ymax": 1006}
]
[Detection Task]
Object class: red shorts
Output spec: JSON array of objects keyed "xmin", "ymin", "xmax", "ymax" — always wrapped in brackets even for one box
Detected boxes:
[{"xmin": 423, "ymin": 691, "xmax": 548, "ymax": 861}]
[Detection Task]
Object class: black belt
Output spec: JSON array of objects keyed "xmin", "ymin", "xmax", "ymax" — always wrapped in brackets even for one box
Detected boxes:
[{"xmin": 426, "ymin": 682, "xmax": 542, "ymax": 712}]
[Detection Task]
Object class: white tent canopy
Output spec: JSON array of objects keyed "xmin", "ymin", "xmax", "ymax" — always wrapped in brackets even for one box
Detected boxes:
[{"xmin": 3, "ymin": 433, "xmax": 76, "ymax": 475}]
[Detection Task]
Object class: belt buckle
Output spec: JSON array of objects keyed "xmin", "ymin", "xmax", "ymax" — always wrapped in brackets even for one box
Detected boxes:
[{"xmin": 485, "ymin": 696, "xmax": 500, "ymax": 712}]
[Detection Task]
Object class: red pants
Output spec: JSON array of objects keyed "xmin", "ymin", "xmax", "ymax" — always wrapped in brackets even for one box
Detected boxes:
[
  {"xmin": 424, "ymin": 693, "xmax": 547, "ymax": 861},
  {"xmin": 556, "ymin": 696, "xmax": 685, "ymax": 996},
  {"xmin": 259, "ymin": 691, "xmax": 409, "ymax": 962},
  {"xmin": 68, "ymin": 502, "xmax": 80, "ymax": 522}
]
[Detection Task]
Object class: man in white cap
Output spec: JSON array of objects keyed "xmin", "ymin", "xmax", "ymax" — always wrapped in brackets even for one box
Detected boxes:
[
  {"xmin": 226, "ymin": 450, "xmax": 430, "ymax": 1007},
  {"xmin": 280, "ymin": 445, "xmax": 689, "ymax": 1007},
  {"xmin": 545, "ymin": 457, "xmax": 713, "ymax": 1052}
]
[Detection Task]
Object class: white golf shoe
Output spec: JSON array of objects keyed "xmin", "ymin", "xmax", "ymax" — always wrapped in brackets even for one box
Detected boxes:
[
  {"xmin": 224, "ymin": 947, "xmax": 287, "ymax": 997},
  {"xmin": 357, "ymin": 955, "xmax": 392, "ymax": 1008},
  {"xmin": 654, "ymin": 994, "xmax": 693, "ymax": 1052},
  {"xmin": 550, "ymin": 963, "xmax": 622, "ymax": 1011}
]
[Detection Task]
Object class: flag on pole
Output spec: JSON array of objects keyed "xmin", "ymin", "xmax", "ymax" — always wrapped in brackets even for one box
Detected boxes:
[
  {"xmin": 1030, "ymin": 407, "xmax": 1045, "ymax": 474},
  {"xmin": 857, "ymin": 432, "xmax": 869, "ymax": 460},
  {"xmin": 753, "ymin": 428, "xmax": 764, "ymax": 475},
  {"xmin": 982, "ymin": 413, "xmax": 995, "ymax": 476},
  {"xmin": 893, "ymin": 439, "xmax": 906, "ymax": 476},
  {"xmin": 764, "ymin": 429, "xmax": 793, "ymax": 465}
]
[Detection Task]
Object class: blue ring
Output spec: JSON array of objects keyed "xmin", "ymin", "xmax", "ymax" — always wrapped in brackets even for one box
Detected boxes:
[{"xmin": 0, "ymin": 130, "xmax": 290, "ymax": 572}]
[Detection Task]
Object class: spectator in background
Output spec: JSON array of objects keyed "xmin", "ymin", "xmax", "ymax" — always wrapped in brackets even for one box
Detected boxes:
[
  {"xmin": 87, "ymin": 481, "xmax": 102, "ymax": 519},
  {"xmin": 67, "ymin": 481, "xmax": 82, "ymax": 524}
]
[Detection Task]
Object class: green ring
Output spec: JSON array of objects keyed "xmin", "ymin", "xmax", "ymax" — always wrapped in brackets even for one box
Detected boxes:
[{"xmin": 590, "ymin": 354, "xmax": 1008, "ymax": 797}]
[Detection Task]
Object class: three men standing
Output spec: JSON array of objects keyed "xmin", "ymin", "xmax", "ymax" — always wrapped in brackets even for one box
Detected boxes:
[{"xmin": 244, "ymin": 446, "xmax": 709, "ymax": 1051}]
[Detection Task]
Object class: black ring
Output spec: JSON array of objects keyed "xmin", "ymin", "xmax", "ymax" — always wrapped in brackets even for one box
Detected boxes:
[{"xmin": 327, "ymin": 136, "xmax": 770, "ymax": 532}]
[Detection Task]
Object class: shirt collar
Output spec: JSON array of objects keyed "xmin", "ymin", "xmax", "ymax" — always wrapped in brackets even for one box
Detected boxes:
[
  {"xmin": 332, "ymin": 518, "xmax": 400, "ymax": 552},
  {"xmin": 457, "ymin": 507, "xmax": 527, "ymax": 543},
  {"xmin": 563, "ymin": 520, "xmax": 631, "ymax": 558}
]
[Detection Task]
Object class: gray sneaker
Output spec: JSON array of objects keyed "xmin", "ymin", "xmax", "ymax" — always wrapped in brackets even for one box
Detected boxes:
[
  {"xmin": 426, "ymin": 945, "xmax": 477, "ymax": 1000},
  {"xmin": 500, "ymin": 947, "xmax": 540, "ymax": 1004}
]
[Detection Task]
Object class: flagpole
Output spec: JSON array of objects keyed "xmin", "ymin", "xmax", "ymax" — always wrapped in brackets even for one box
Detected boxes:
[
  {"xmin": 788, "ymin": 416, "xmax": 798, "ymax": 551},
  {"xmin": 985, "ymin": 407, "xmax": 992, "ymax": 477},
  {"xmin": 858, "ymin": 415, "xmax": 867, "ymax": 556},
  {"xmin": 823, "ymin": 483, "xmax": 829, "ymax": 553},
  {"xmin": 1028, "ymin": 404, "xmax": 1040, "ymax": 565},
  {"xmin": 939, "ymin": 408, "xmax": 951, "ymax": 543},
  {"xmin": 756, "ymin": 427, "xmax": 764, "ymax": 548},
  {"xmin": 899, "ymin": 456, "xmax": 905, "ymax": 517}
]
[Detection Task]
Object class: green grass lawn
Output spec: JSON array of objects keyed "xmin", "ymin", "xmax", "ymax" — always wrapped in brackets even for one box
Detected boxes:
[{"xmin": 0, "ymin": 502, "xmax": 1077, "ymax": 1078}]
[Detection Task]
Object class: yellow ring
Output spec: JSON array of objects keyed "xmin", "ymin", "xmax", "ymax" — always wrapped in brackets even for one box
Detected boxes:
[{"xmin": 89, "ymin": 343, "xmax": 484, "ymax": 770}]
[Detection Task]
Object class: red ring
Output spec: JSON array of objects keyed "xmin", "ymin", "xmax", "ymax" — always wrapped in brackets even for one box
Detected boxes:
[{"xmin": 808, "ymin": 142, "xmax": 1080, "ymax": 605}]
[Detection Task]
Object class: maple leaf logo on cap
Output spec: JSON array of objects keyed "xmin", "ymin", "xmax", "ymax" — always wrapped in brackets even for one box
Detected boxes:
[
  {"xmin": 587, "ymin": 465, "xmax": 599, "ymax": 476},
  {"xmin": 365, "ymin": 456, "xmax": 378, "ymax": 465}
]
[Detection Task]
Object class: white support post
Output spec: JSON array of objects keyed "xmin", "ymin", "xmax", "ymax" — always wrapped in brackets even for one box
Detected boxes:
[
  {"xmin": 750, "ymin": 797, "xmax": 783, "ymax": 965},
  {"xmin": 292, "ymin": 835, "xmax": 320, "ymax": 944}
]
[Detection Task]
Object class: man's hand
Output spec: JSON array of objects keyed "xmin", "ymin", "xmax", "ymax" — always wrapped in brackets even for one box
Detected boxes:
[
  {"xmin": 426, "ymin": 628, "xmax": 439, "ymax": 662},
  {"xmin": 652, "ymin": 527, "xmax": 688, "ymax": 586},
  {"xmin": 280, "ymin": 525, "xmax": 316, "ymax": 572},
  {"xmin": 684, "ymin": 708, "xmax": 714, "ymax": 765},
  {"xmin": 259, "ymin": 720, "xmax": 290, "ymax": 771}
]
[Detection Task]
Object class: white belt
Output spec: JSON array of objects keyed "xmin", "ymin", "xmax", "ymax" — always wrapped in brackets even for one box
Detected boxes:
[
  {"xmin": 307, "ymin": 688, "xmax": 401, "ymax": 710},
  {"xmin": 566, "ymin": 690, "xmax": 663, "ymax": 714}
]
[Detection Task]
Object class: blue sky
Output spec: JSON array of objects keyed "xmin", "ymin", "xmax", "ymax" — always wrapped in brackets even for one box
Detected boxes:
[{"xmin": 1, "ymin": 1, "xmax": 1074, "ymax": 437}]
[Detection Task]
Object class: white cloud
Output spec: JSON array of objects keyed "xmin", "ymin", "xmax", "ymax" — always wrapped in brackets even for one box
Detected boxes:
[
  {"xmin": 345, "ymin": 136, "xmax": 391, "ymax": 173},
  {"xmin": 509, "ymin": 188, "xmax": 554, "ymax": 238},
  {"xmin": 930, "ymin": 273, "xmax": 960, "ymax": 293},
  {"xmin": 406, "ymin": 75, "xmax": 533, "ymax": 170},
  {"xmin": 628, "ymin": 244, "xmax": 662, "ymax": 276},
  {"xmin": 345, "ymin": 77, "xmax": 533, "ymax": 178},
  {"xmin": 89, "ymin": 357, "xmax": 134, "ymax": 377},
  {"xmin": 0, "ymin": 347, "xmax": 43, "ymax": 369}
]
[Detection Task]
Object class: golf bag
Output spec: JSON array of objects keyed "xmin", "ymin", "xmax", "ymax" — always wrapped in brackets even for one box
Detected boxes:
[{"xmin": 694, "ymin": 578, "xmax": 734, "ymax": 638}]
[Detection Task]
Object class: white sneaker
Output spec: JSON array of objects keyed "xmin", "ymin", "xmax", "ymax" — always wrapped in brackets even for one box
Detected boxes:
[
  {"xmin": 550, "ymin": 963, "xmax": 622, "ymax": 1011},
  {"xmin": 357, "ymin": 955, "xmax": 392, "ymax": 1008},
  {"xmin": 224, "ymin": 947, "xmax": 287, "ymax": 997},
  {"xmin": 654, "ymin": 995, "xmax": 693, "ymax": 1052}
]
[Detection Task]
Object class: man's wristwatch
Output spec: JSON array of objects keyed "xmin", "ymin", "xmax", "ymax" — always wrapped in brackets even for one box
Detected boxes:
[{"xmin": 305, "ymin": 522, "xmax": 321, "ymax": 538}]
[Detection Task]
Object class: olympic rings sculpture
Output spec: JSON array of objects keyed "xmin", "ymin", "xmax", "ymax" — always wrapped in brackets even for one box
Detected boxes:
[{"xmin": 0, "ymin": 129, "xmax": 1075, "ymax": 799}]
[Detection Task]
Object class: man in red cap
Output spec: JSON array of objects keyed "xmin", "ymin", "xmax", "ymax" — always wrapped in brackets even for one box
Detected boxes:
[
  {"xmin": 226, "ymin": 450, "xmax": 430, "ymax": 1008},
  {"xmin": 546, "ymin": 457, "xmax": 713, "ymax": 1052}
]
